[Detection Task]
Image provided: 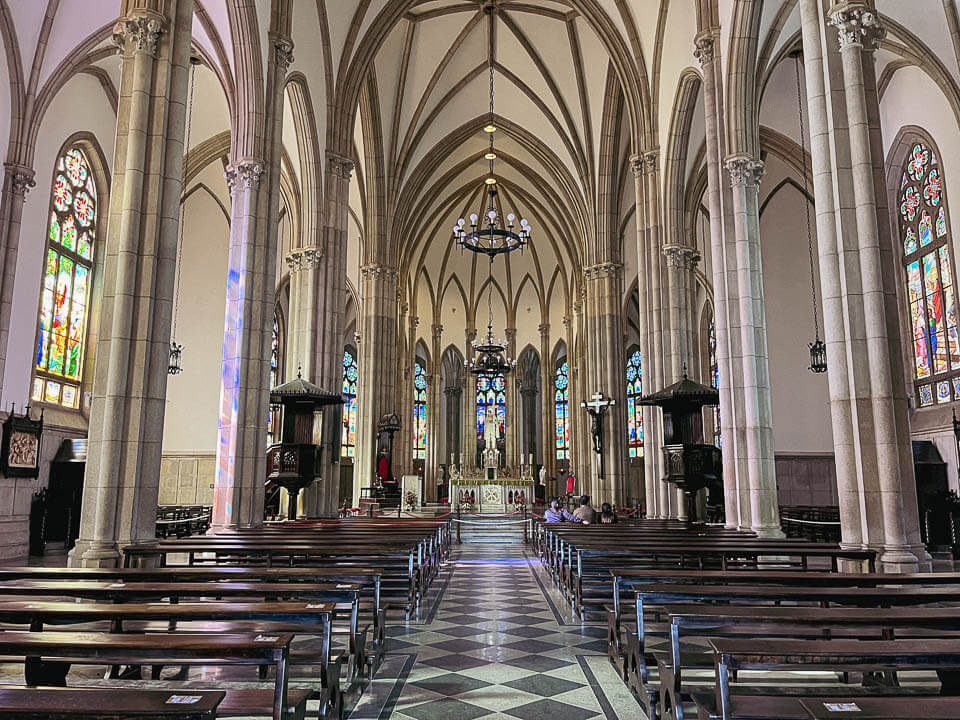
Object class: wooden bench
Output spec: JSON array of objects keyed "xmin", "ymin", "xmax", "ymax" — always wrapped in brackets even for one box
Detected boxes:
[
  {"xmin": 0, "ymin": 686, "xmax": 225, "ymax": 719},
  {"xmin": 0, "ymin": 631, "xmax": 299, "ymax": 720},
  {"xmin": 691, "ymin": 694, "xmax": 960, "ymax": 720}
]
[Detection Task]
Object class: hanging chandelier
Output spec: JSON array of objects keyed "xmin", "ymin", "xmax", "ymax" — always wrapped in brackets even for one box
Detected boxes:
[
  {"xmin": 453, "ymin": 3, "xmax": 531, "ymax": 259},
  {"xmin": 468, "ymin": 267, "xmax": 515, "ymax": 377}
]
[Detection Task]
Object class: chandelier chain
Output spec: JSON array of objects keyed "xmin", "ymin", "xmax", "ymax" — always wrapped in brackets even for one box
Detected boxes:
[
  {"xmin": 795, "ymin": 54, "xmax": 820, "ymax": 342},
  {"xmin": 172, "ymin": 61, "xmax": 197, "ymax": 342}
]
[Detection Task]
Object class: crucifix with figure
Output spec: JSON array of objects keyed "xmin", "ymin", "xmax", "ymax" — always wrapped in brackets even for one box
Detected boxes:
[{"xmin": 581, "ymin": 391, "xmax": 615, "ymax": 481}]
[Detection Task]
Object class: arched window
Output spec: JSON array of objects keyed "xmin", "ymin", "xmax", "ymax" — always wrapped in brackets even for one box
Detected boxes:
[
  {"xmin": 341, "ymin": 348, "xmax": 358, "ymax": 457},
  {"xmin": 554, "ymin": 360, "xmax": 570, "ymax": 459},
  {"xmin": 626, "ymin": 349, "xmax": 644, "ymax": 457},
  {"xmin": 32, "ymin": 147, "xmax": 97, "ymax": 409},
  {"xmin": 708, "ymin": 317, "xmax": 721, "ymax": 446},
  {"xmin": 267, "ymin": 313, "xmax": 280, "ymax": 444},
  {"xmin": 476, "ymin": 373, "xmax": 506, "ymax": 441},
  {"xmin": 898, "ymin": 141, "xmax": 960, "ymax": 406},
  {"xmin": 413, "ymin": 361, "xmax": 427, "ymax": 460}
]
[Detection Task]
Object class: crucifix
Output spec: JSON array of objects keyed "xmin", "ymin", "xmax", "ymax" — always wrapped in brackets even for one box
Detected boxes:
[{"xmin": 581, "ymin": 391, "xmax": 615, "ymax": 481}]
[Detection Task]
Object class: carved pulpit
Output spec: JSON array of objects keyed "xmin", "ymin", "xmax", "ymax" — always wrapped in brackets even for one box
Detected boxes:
[
  {"xmin": 267, "ymin": 372, "xmax": 344, "ymax": 520},
  {"xmin": 639, "ymin": 373, "xmax": 721, "ymax": 523},
  {"xmin": 374, "ymin": 413, "xmax": 402, "ymax": 504}
]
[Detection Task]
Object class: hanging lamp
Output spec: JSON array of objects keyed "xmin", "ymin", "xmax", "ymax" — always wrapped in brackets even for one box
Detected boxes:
[
  {"xmin": 792, "ymin": 50, "xmax": 827, "ymax": 374},
  {"xmin": 169, "ymin": 56, "xmax": 200, "ymax": 375},
  {"xmin": 452, "ymin": 2, "xmax": 531, "ymax": 259}
]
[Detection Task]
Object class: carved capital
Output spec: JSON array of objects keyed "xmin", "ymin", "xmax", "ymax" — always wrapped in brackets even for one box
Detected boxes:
[
  {"xmin": 725, "ymin": 155, "xmax": 765, "ymax": 188},
  {"xmin": 285, "ymin": 246, "xmax": 323, "ymax": 272},
  {"xmin": 4, "ymin": 163, "xmax": 35, "ymax": 196},
  {"xmin": 445, "ymin": 385, "xmax": 462, "ymax": 397},
  {"xmin": 561, "ymin": 315, "xmax": 570, "ymax": 330},
  {"xmin": 629, "ymin": 155, "xmax": 643, "ymax": 178},
  {"xmin": 410, "ymin": 315, "xmax": 420, "ymax": 330},
  {"xmin": 359, "ymin": 263, "xmax": 399, "ymax": 283},
  {"xmin": 225, "ymin": 159, "xmax": 264, "ymax": 194},
  {"xmin": 662, "ymin": 245, "xmax": 701, "ymax": 270},
  {"xmin": 694, "ymin": 32, "xmax": 715, "ymax": 66},
  {"xmin": 828, "ymin": 4, "xmax": 885, "ymax": 49},
  {"xmin": 274, "ymin": 37, "xmax": 295, "ymax": 71},
  {"xmin": 112, "ymin": 13, "xmax": 166, "ymax": 56},
  {"xmin": 584, "ymin": 262, "xmax": 623, "ymax": 281},
  {"xmin": 538, "ymin": 323, "xmax": 550, "ymax": 336},
  {"xmin": 328, "ymin": 153, "xmax": 354, "ymax": 181},
  {"xmin": 432, "ymin": 323, "xmax": 443, "ymax": 341}
]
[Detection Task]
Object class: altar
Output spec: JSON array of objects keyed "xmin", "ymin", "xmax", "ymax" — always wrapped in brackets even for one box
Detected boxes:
[{"xmin": 450, "ymin": 476, "xmax": 534, "ymax": 512}]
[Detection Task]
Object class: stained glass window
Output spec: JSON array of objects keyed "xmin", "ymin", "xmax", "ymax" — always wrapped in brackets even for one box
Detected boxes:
[
  {"xmin": 413, "ymin": 361, "xmax": 427, "ymax": 460},
  {"xmin": 898, "ymin": 141, "xmax": 960, "ymax": 407},
  {"xmin": 554, "ymin": 360, "xmax": 570, "ymax": 459},
  {"xmin": 626, "ymin": 349, "xmax": 644, "ymax": 457},
  {"xmin": 476, "ymin": 373, "xmax": 506, "ymax": 442},
  {"xmin": 341, "ymin": 348, "xmax": 358, "ymax": 457},
  {"xmin": 267, "ymin": 313, "xmax": 280, "ymax": 444},
  {"xmin": 708, "ymin": 317, "xmax": 721, "ymax": 446},
  {"xmin": 32, "ymin": 147, "xmax": 96, "ymax": 409}
]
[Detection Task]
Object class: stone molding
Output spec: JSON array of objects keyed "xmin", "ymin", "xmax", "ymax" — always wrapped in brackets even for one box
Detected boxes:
[
  {"xmin": 274, "ymin": 37, "xmax": 295, "ymax": 72},
  {"xmin": 725, "ymin": 155, "xmax": 765, "ymax": 188},
  {"xmin": 410, "ymin": 316, "xmax": 420, "ymax": 330},
  {"xmin": 584, "ymin": 262, "xmax": 623, "ymax": 281},
  {"xmin": 225, "ymin": 159, "xmax": 264, "ymax": 194},
  {"xmin": 538, "ymin": 323, "xmax": 550, "ymax": 336},
  {"xmin": 694, "ymin": 32, "xmax": 715, "ymax": 66},
  {"xmin": 328, "ymin": 153, "xmax": 354, "ymax": 181},
  {"xmin": 432, "ymin": 323, "xmax": 443, "ymax": 340},
  {"xmin": 112, "ymin": 13, "xmax": 166, "ymax": 56},
  {"xmin": 284, "ymin": 247, "xmax": 323, "ymax": 272},
  {"xmin": 828, "ymin": 4, "xmax": 885, "ymax": 49},
  {"xmin": 4, "ymin": 164, "xmax": 35, "ymax": 196},
  {"xmin": 359, "ymin": 263, "xmax": 399, "ymax": 282},
  {"xmin": 663, "ymin": 245, "xmax": 701, "ymax": 270},
  {"xmin": 444, "ymin": 386, "xmax": 462, "ymax": 397}
]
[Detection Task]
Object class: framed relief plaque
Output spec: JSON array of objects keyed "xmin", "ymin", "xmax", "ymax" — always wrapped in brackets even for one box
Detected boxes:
[{"xmin": 1, "ymin": 407, "xmax": 42, "ymax": 478}]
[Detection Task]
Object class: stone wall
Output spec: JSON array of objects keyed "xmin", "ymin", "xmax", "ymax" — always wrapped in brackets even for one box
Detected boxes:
[
  {"xmin": 159, "ymin": 453, "xmax": 216, "ymax": 506},
  {"xmin": 775, "ymin": 453, "xmax": 838, "ymax": 507}
]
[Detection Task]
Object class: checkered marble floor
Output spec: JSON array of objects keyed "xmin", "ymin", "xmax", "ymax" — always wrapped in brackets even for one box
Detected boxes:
[{"xmin": 348, "ymin": 543, "xmax": 644, "ymax": 720}]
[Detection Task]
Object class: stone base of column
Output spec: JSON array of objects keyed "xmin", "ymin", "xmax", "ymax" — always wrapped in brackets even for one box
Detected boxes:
[
  {"xmin": 751, "ymin": 523, "xmax": 786, "ymax": 539},
  {"xmin": 67, "ymin": 539, "xmax": 124, "ymax": 568},
  {"xmin": 878, "ymin": 545, "xmax": 925, "ymax": 574}
]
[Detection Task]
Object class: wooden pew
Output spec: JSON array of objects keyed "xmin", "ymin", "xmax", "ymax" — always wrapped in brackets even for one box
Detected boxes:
[
  {"xmin": 691, "ymin": 695, "xmax": 960, "ymax": 720},
  {"xmin": 0, "ymin": 686, "xmax": 226, "ymax": 719},
  {"xmin": 0, "ymin": 631, "xmax": 298, "ymax": 720}
]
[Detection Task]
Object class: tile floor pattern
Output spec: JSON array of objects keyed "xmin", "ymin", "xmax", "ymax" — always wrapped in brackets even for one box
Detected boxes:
[{"xmin": 349, "ymin": 543, "xmax": 643, "ymax": 720}]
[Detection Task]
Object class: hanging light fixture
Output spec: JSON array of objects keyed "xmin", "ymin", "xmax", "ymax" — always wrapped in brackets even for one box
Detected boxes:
[
  {"xmin": 452, "ymin": 2, "xmax": 531, "ymax": 259},
  {"xmin": 792, "ymin": 49, "xmax": 827, "ymax": 374},
  {"xmin": 468, "ymin": 266, "xmax": 515, "ymax": 377},
  {"xmin": 169, "ymin": 56, "xmax": 200, "ymax": 375}
]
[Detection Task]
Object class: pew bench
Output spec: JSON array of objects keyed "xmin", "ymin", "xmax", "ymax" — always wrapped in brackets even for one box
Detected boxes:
[
  {"xmin": 690, "ymin": 694, "xmax": 960, "ymax": 720},
  {"xmin": 0, "ymin": 686, "xmax": 226, "ymax": 719}
]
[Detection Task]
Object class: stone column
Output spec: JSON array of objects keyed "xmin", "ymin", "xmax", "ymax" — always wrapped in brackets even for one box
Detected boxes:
[
  {"xmin": 353, "ymin": 263, "xmax": 399, "ymax": 502},
  {"xmin": 426, "ymin": 322, "xmax": 443, "ymax": 499},
  {"xmin": 822, "ymin": 2, "xmax": 922, "ymax": 569},
  {"xmin": 283, "ymin": 247, "xmax": 321, "ymax": 379},
  {"xmin": 0, "ymin": 164, "xmax": 35, "ymax": 387},
  {"xmin": 504, "ymin": 327, "xmax": 518, "ymax": 468},
  {"xmin": 444, "ymin": 385, "xmax": 461, "ymax": 466},
  {"xmin": 462, "ymin": 327, "xmax": 477, "ymax": 467},
  {"xmin": 538, "ymin": 323, "xmax": 554, "ymax": 477},
  {"xmin": 71, "ymin": 2, "xmax": 193, "ymax": 565}
]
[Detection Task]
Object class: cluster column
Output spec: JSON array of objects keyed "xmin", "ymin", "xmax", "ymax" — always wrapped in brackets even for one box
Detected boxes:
[
  {"xmin": 0, "ymin": 165, "xmax": 35, "ymax": 386},
  {"xmin": 426, "ymin": 322, "xmax": 443, "ymax": 499},
  {"xmin": 462, "ymin": 327, "xmax": 477, "ymax": 467},
  {"xmin": 538, "ymin": 323, "xmax": 554, "ymax": 478},
  {"xmin": 72, "ymin": 1, "xmax": 193, "ymax": 565},
  {"xmin": 504, "ymin": 327, "xmax": 518, "ymax": 467}
]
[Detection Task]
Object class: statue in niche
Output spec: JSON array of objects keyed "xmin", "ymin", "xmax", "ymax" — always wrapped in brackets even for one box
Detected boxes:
[{"xmin": 484, "ymin": 405, "xmax": 498, "ymax": 451}]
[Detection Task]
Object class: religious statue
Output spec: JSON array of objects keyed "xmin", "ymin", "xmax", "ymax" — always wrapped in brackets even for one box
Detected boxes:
[
  {"xmin": 538, "ymin": 465, "xmax": 546, "ymax": 486},
  {"xmin": 586, "ymin": 410, "xmax": 603, "ymax": 454},
  {"xmin": 483, "ymin": 404, "xmax": 498, "ymax": 450}
]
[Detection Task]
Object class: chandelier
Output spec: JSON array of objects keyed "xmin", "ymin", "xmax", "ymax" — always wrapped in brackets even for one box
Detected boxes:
[
  {"xmin": 468, "ymin": 267, "xmax": 515, "ymax": 377},
  {"xmin": 452, "ymin": 3, "xmax": 531, "ymax": 259}
]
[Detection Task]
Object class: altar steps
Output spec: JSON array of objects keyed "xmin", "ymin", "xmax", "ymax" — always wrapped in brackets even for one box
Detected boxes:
[{"xmin": 457, "ymin": 512, "xmax": 528, "ymax": 544}]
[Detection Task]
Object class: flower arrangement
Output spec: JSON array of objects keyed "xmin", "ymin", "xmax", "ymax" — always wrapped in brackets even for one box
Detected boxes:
[{"xmin": 404, "ymin": 490, "xmax": 418, "ymax": 511}]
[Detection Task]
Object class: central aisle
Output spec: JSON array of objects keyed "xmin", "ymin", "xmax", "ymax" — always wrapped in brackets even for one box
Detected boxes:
[{"xmin": 348, "ymin": 543, "xmax": 642, "ymax": 719}]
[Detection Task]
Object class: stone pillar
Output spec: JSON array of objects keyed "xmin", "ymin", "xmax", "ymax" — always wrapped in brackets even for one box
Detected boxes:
[
  {"xmin": 444, "ymin": 385, "xmax": 461, "ymax": 466},
  {"xmin": 538, "ymin": 323, "xmax": 554, "ymax": 477},
  {"xmin": 462, "ymin": 327, "xmax": 477, "ymax": 467},
  {"xmin": 819, "ymin": 2, "xmax": 922, "ymax": 569},
  {"xmin": 0, "ymin": 164, "xmax": 35, "ymax": 387},
  {"xmin": 283, "ymin": 247, "xmax": 322, "ymax": 379},
  {"xmin": 426, "ymin": 323, "xmax": 443, "ymax": 499},
  {"xmin": 583, "ymin": 262, "xmax": 628, "ymax": 506},
  {"xmin": 71, "ymin": 2, "xmax": 193, "ymax": 566},
  {"xmin": 504, "ymin": 327, "xmax": 517, "ymax": 468},
  {"xmin": 353, "ymin": 264, "xmax": 399, "ymax": 502}
]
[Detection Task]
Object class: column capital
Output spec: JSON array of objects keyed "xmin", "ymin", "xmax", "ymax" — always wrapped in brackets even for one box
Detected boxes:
[
  {"xmin": 828, "ymin": 3, "xmax": 885, "ymax": 49},
  {"xmin": 225, "ymin": 159, "xmax": 264, "ymax": 194},
  {"xmin": 327, "ymin": 152, "xmax": 354, "ymax": 181},
  {"xmin": 538, "ymin": 322, "xmax": 550, "ymax": 336},
  {"xmin": 273, "ymin": 36, "xmax": 295, "ymax": 72},
  {"xmin": 724, "ymin": 154, "xmax": 765, "ymax": 188},
  {"xmin": 693, "ymin": 31, "xmax": 715, "ymax": 66},
  {"xmin": 285, "ymin": 246, "xmax": 323, "ymax": 272},
  {"xmin": 359, "ymin": 263, "xmax": 399, "ymax": 282},
  {"xmin": 410, "ymin": 315, "xmax": 420, "ymax": 330},
  {"xmin": 662, "ymin": 245, "xmax": 701, "ymax": 270},
  {"xmin": 562, "ymin": 315, "xmax": 570, "ymax": 330},
  {"xmin": 584, "ymin": 262, "xmax": 623, "ymax": 281},
  {"xmin": 112, "ymin": 12, "xmax": 166, "ymax": 56},
  {"xmin": 3, "ymin": 163, "xmax": 35, "ymax": 196},
  {"xmin": 431, "ymin": 323, "xmax": 443, "ymax": 341},
  {"xmin": 444, "ymin": 385, "xmax": 462, "ymax": 397}
]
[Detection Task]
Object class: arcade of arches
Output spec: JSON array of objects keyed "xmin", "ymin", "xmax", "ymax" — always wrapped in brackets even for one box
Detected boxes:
[{"xmin": 0, "ymin": 0, "xmax": 956, "ymax": 574}]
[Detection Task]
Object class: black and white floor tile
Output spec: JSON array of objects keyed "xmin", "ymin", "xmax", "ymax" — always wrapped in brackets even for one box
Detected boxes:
[{"xmin": 348, "ymin": 544, "xmax": 643, "ymax": 720}]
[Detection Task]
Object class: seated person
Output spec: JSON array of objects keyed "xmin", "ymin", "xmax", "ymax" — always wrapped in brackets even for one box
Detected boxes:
[
  {"xmin": 573, "ymin": 495, "xmax": 595, "ymax": 523},
  {"xmin": 600, "ymin": 502, "xmax": 618, "ymax": 523},
  {"xmin": 544, "ymin": 498, "xmax": 582, "ymax": 523}
]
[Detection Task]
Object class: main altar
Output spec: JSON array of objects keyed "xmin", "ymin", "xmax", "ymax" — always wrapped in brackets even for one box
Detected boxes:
[{"xmin": 450, "ymin": 404, "xmax": 534, "ymax": 511}]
